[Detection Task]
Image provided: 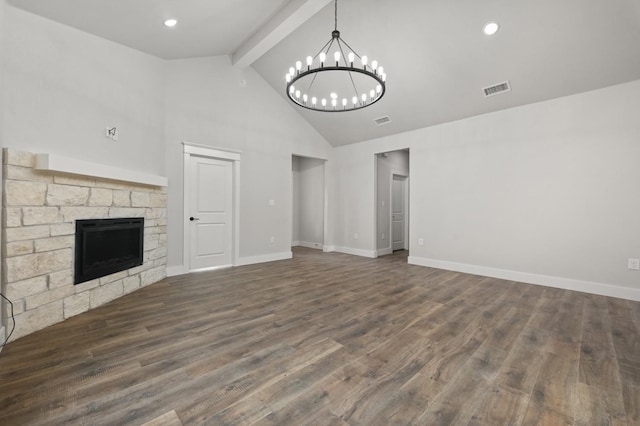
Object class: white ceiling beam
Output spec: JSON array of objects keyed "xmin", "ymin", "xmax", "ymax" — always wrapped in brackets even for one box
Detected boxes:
[{"xmin": 232, "ymin": 0, "xmax": 332, "ymax": 69}]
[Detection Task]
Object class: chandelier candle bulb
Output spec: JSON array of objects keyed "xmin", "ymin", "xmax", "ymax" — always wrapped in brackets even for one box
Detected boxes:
[
  {"xmin": 342, "ymin": 98, "xmax": 347, "ymax": 108},
  {"xmin": 306, "ymin": 56, "xmax": 313, "ymax": 68},
  {"xmin": 352, "ymin": 96, "xmax": 358, "ymax": 105},
  {"xmin": 296, "ymin": 61, "xmax": 302, "ymax": 72},
  {"xmin": 334, "ymin": 51, "xmax": 341, "ymax": 65},
  {"xmin": 348, "ymin": 52, "xmax": 355, "ymax": 65},
  {"xmin": 303, "ymin": 94, "xmax": 308, "ymax": 103},
  {"xmin": 362, "ymin": 56, "xmax": 368, "ymax": 67},
  {"xmin": 378, "ymin": 66, "xmax": 384, "ymax": 75},
  {"xmin": 322, "ymin": 98, "xmax": 327, "ymax": 108},
  {"xmin": 312, "ymin": 97, "xmax": 317, "ymax": 106},
  {"xmin": 332, "ymin": 98, "xmax": 337, "ymax": 109},
  {"xmin": 371, "ymin": 60, "xmax": 378, "ymax": 71},
  {"xmin": 319, "ymin": 52, "xmax": 326, "ymax": 66},
  {"xmin": 289, "ymin": 85, "xmax": 295, "ymax": 94},
  {"xmin": 361, "ymin": 93, "xmax": 367, "ymax": 103},
  {"xmin": 295, "ymin": 90, "xmax": 300, "ymax": 99}
]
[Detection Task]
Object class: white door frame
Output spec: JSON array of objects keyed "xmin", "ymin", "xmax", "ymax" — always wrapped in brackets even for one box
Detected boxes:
[{"xmin": 183, "ymin": 142, "xmax": 241, "ymax": 270}]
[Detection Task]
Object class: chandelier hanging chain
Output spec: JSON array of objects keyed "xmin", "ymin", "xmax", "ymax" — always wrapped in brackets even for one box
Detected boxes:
[{"xmin": 284, "ymin": 0, "xmax": 386, "ymax": 112}]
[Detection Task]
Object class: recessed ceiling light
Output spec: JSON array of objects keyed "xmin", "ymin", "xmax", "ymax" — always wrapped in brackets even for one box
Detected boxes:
[
  {"xmin": 483, "ymin": 22, "xmax": 499, "ymax": 36},
  {"xmin": 164, "ymin": 19, "xmax": 178, "ymax": 28}
]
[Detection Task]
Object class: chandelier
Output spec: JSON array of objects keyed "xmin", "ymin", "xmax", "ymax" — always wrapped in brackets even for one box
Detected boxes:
[{"xmin": 285, "ymin": 0, "xmax": 386, "ymax": 112}]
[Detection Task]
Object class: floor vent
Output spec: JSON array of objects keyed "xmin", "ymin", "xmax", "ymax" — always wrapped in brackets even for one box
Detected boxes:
[
  {"xmin": 374, "ymin": 116, "xmax": 391, "ymax": 125},
  {"xmin": 483, "ymin": 81, "xmax": 511, "ymax": 97}
]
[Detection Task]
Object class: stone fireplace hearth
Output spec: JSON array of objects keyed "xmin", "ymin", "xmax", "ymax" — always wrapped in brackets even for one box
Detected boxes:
[{"xmin": 1, "ymin": 149, "xmax": 168, "ymax": 340}]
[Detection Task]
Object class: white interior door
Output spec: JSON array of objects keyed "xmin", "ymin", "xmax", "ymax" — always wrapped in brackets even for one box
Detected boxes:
[
  {"xmin": 391, "ymin": 175, "xmax": 407, "ymax": 251},
  {"xmin": 189, "ymin": 156, "xmax": 233, "ymax": 270}
]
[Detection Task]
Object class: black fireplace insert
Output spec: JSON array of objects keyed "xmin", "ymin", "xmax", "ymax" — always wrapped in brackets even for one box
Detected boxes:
[{"xmin": 74, "ymin": 217, "xmax": 144, "ymax": 284}]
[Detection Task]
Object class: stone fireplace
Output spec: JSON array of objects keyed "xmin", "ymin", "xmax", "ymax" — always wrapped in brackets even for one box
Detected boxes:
[{"xmin": 1, "ymin": 149, "xmax": 168, "ymax": 340}]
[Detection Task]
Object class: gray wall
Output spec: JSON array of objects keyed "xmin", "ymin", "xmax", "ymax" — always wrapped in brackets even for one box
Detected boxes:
[
  {"xmin": 331, "ymin": 80, "xmax": 640, "ymax": 299},
  {"xmin": 0, "ymin": 0, "xmax": 5, "ymax": 346},
  {"xmin": 0, "ymin": 3, "xmax": 166, "ymax": 175}
]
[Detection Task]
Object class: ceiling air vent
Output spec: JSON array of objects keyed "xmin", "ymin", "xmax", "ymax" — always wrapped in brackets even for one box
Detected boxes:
[
  {"xmin": 374, "ymin": 116, "xmax": 391, "ymax": 126},
  {"xmin": 483, "ymin": 80, "xmax": 511, "ymax": 97}
]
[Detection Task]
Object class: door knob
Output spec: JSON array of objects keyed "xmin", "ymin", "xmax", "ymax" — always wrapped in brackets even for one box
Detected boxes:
[{"xmin": 189, "ymin": 217, "xmax": 200, "ymax": 221}]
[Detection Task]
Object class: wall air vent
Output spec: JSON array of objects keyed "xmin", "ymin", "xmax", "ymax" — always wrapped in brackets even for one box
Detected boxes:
[
  {"xmin": 483, "ymin": 80, "xmax": 511, "ymax": 97},
  {"xmin": 374, "ymin": 116, "xmax": 391, "ymax": 126}
]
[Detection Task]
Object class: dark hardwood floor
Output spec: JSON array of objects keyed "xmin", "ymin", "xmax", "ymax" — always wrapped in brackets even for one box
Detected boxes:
[{"xmin": 1, "ymin": 247, "xmax": 639, "ymax": 425}]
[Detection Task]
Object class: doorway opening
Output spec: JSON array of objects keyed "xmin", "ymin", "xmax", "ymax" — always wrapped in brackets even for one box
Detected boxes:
[
  {"xmin": 375, "ymin": 149, "xmax": 410, "ymax": 257},
  {"xmin": 292, "ymin": 155, "xmax": 326, "ymax": 252}
]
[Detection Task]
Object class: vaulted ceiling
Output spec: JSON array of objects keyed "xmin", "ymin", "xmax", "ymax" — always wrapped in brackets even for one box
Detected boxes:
[{"xmin": 9, "ymin": 0, "xmax": 640, "ymax": 146}]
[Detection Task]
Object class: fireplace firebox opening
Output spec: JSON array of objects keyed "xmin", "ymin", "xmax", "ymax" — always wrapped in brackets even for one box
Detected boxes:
[{"xmin": 74, "ymin": 217, "xmax": 144, "ymax": 284}]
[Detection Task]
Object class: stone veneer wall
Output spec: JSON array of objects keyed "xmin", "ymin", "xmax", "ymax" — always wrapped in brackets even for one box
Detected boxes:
[{"xmin": 1, "ymin": 149, "xmax": 167, "ymax": 340}]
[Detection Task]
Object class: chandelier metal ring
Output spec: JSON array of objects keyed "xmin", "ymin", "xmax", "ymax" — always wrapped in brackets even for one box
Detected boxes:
[{"xmin": 286, "ymin": 65, "xmax": 386, "ymax": 112}]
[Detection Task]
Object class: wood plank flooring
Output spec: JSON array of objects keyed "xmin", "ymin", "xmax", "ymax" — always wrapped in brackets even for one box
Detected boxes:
[{"xmin": 1, "ymin": 247, "xmax": 639, "ymax": 425}]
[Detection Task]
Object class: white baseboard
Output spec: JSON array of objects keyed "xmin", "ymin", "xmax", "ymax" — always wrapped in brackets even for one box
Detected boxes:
[
  {"xmin": 376, "ymin": 247, "xmax": 393, "ymax": 257},
  {"xmin": 166, "ymin": 265, "xmax": 188, "ymax": 277},
  {"xmin": 292, "ymin": 240, "xmax": 300, "ymax": 246},
  {"xmin": 236, "ymin": 251, "xmax": 293, "ymax": 266},
  {"xmin": 323, "ymin": 245, "xmax": 336, "ymax": 253},
  {"xmin": 296, "ymin": 241, "xmax": 323, "ymax": 250},
  {"xmin": 331, "ymin": 246, "xmax": 377, "ymax": 258},
  {"xmin": 408, "ymin": 256, "xmax": 640, "ymax": 301}
]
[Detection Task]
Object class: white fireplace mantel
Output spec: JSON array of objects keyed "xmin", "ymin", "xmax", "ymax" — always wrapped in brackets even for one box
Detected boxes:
[{"xmin": 35, "ymin": 153, "xmax": 168, "ymax": 187}]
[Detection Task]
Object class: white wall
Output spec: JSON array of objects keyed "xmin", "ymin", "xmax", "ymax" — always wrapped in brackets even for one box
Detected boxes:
[
  {"xmin": 164, "ymin": 56, "xmax": 333, "ymax": 271},
  {"xmin": 292, "ymin": 156, "xmax": 300, "ymax": 244},
  {"xmin": 293, "ymin": 156, "xmax": 325, "ymax": 248},
  {"xmin": 1, "ymin": 3, "xmax": 166, "ymax": 175},
  {"xmin": 332, "ymin": 80, "xmax": 640, "ymax": 299},
  {"xmin": 0, "ymin": 0, "xmax": 5, "ymax": 345},
  {"xmin": 376, "ymin": 150, "xmax": 409, "ymax": 253}
]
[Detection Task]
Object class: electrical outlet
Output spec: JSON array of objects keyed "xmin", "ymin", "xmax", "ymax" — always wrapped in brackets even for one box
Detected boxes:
[
  {"xmin": 418, "ymin": 238, "xmax": 424, "ymax": 246},
  {"xmin": 629, "ymin": 258, "xmax": 640, "ymax": 270},
  {"xmin": 270, "ymin": 236, "xmax": 275, "ymax": 243},
  {"xmin": 269, "ymin": 199, "xmax": 275, "ymax": 206}
]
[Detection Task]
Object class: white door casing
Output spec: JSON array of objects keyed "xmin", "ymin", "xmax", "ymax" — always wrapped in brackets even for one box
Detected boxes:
[{"xmin": 183, "ymin": 143, "xmax": 240, "ymax": 272}]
